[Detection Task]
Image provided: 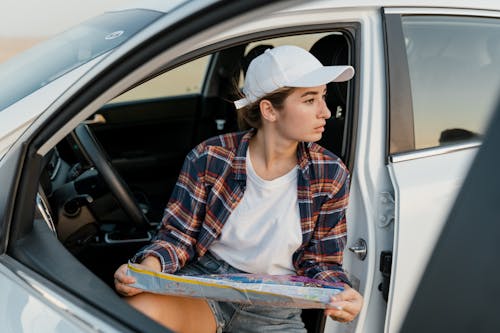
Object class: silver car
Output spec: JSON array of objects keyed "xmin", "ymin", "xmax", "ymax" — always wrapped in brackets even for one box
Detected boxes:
[{"xmin": 1, "ymin": 0, "xmax": 499, "ymax": 332}]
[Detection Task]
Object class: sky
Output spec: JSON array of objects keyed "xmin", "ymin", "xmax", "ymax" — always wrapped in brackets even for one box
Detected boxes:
[{"xmin": 0, "ymin": 0, "xmax": 132, "ymax": 37}]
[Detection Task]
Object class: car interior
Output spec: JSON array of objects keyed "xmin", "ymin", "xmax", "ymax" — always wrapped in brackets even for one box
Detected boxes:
[{"xmin": 33, "ymin": 30, "xmax": 356, "ymax": 332}]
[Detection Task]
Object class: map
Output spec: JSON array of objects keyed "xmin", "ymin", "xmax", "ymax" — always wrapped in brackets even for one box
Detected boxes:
[{"xmin": 127, "ymin": 263, "xmax": 344, "ymax": 309}]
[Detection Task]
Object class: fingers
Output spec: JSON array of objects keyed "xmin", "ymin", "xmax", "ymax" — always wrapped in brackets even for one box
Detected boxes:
[
  {"xmin": 115, "ymin": 282, "xmax": 142, "ymax": 297},
  {"xmin": 114, "ymin": 263, "xmax": 142, "ymax": 297},
  {"xmin": 325, "ymin": 286, "xmax": 363, "ymax": 323},
  {"xmin": 114, "ymin": 264, "xmax": 136, "ymax": 284},
  {"xmin": 325, "ymin": 305, "xmax": 356, "ymax": 323},
  {"xmin": 325, "ymin": 303, "xmax": 356, "ymax": 323}
]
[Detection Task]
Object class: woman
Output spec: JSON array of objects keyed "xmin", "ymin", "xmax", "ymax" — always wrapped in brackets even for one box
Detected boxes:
[{"xmin": 114, "ymin": 45, "xmax": 363, "ymax": 333}]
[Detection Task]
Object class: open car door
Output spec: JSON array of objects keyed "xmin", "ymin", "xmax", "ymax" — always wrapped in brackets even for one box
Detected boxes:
[
  {"xmin": 383, "ymin": 9, "xmax": 500, "ymax": 333},
  {"xmin": 0, "ymin": 1, "xmax": 306, "ymax": 332}
]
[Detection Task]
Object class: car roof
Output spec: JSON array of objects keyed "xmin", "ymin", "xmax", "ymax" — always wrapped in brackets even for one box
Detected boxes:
[
  {"xmin": 287, "ymin": 0, "xmax": 500, "ymax": 11},
  {"xmin": 107, "ymin": 0, "xmax": 188, "ymax": 13}
]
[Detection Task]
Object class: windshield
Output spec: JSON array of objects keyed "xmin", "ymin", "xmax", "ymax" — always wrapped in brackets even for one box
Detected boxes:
[{"xmin": 0, "ymin": 9, "xmax": 162, "ymax": 111}]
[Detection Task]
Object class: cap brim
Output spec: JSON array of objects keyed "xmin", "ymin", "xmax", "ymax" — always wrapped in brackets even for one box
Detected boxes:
[
  {"xmin": 234, "ymin": 97, "xmax": 250, "ymax": 109},
  {"xmin": 288, "ymin": 65, "xmax": 354, "ymax": 87}
]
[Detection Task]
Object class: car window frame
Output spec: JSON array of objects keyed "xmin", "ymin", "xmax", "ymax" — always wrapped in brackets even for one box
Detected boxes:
[
  {"xmin": 0, "ymin": 144, "xmax": 25, "ymax": 254},
  {"xmin": 383, "ymin": 11, "xmax": 416, "ymax": 157}
]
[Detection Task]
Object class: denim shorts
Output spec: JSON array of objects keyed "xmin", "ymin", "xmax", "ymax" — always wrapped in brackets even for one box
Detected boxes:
[{"xmin": 177, "ymin": 252, "xmax": 306, "ymax": 333}]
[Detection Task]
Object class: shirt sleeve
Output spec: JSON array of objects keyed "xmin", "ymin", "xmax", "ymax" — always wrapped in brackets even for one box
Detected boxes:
[
  {"xmin": 131, "ymin": 146, "xmax": 207, "ymax": 273},
  {"xmin": 297, "ymin": 165, "xmax": 351, "ymax": 286}
]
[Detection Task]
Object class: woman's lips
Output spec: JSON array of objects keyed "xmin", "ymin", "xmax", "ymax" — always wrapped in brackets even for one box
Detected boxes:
[{"xmin": 314, "ymin": 125, "xmax": 325, "ymax": 132}]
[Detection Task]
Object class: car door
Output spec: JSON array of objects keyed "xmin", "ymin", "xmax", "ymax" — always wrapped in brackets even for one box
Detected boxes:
[
  {"xmin": 383, "ymin": 8, "xmax": 500, "ymax": 333},
  {"xmin": 401, "ymin": 96, "xmax": 500, "ymax": 333},
  {"xmin": 1, "ymin": 1, "xmax": 304, "ymax": 332},
  {"xmin": 0, "ymin": 137, "xmax": 142, "ymax": 333}
]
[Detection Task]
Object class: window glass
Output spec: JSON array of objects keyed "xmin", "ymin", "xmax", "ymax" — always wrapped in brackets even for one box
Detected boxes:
[
  {"xmin": 111, "ymin": 56, "xmax": 210, "ymax": 103},
  {"xmin": 0, "ymin": 9, "xmax": 162, "ymax": 111},
  {"xmin": 402, "ymin": 16, "xmax": 500, "ymax": 149}
]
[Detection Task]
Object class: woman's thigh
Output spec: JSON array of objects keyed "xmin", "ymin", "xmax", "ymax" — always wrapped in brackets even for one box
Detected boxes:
[
  {"xmin": 127, "ymin": 292, "xmax": 216, "ymax": 333},
  {"xmin": 180, "ymin": 253, "xmax": 306, "ymax": 333}
]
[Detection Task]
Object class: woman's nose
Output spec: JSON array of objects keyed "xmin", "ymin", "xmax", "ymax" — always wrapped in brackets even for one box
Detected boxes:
[{"xmin": 319, "ymin": 100, "xmax": 331, "ymax": 119}]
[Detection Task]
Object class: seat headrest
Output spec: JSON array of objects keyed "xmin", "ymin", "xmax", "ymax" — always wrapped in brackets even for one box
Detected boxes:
[
  {"xmin": 309, "ymin": 34, "xmax": 349, "ymax": 106},
  {"xmin": 309, "ymin": 34, "xmax": 348, "ymax": 66},
  {"xmin": 241, "ymin": 44, "xmax": 274, "ymax": 75}
]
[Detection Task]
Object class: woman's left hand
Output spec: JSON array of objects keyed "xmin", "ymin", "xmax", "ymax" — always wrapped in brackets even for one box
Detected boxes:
[{"xmin": 324, "ymin": 284, "xmax": 363, "ymax": 323}]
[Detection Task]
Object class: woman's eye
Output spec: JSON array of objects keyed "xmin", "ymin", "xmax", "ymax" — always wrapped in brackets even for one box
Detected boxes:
[{"xmin": 305, "ymin": 99, "xmax": 314, "ymax": 104}]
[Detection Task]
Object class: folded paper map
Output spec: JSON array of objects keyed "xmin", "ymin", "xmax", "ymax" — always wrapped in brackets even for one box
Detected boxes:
[{"xmin": 127, "ymin": 263, "xmax": 344, "ymax": 309}]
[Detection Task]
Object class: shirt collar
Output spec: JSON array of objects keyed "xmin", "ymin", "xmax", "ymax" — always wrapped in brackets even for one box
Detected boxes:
[{"xmin": 233, "ymin": 129, "xmax": 254, "ymax": 182}]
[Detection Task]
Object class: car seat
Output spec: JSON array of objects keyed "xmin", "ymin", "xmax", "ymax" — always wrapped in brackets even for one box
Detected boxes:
[
  {"xmin": 241, "ymin": 44, "xmax": 274, "ymax": 75},
  {"xmin": 309, "ymin": 34, "xmax": 350, "ymax": 158}
]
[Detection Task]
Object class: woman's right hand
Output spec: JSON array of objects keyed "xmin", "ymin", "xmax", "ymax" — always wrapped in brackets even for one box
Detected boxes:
[
  {"xmin": 114, "ymin": 256, "xmax": 162, "ymax": 297},
  {"xmin": 114, "ymin": 263, "xmax": 143, "ymax": 297}
]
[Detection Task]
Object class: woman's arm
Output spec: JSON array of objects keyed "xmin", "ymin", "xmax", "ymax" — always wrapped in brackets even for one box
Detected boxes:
[
  {"xmin": 297, "ymin": 166, "xmax": 350, "ymax": 284},
  {"xmin": 298, "ymin": 165, "xmax": 363, "ymax": 322}
]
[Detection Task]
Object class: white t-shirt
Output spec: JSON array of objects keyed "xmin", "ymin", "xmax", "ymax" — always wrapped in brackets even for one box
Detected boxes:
[{"xmin": 209, "ymin": 149, "xmax": 303, "ymax": 275}]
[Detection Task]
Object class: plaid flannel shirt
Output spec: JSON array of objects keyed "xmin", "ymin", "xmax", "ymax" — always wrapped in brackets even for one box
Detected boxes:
[{"xmin": 132, "ymin": 129, "xmax": 350, "ymax": 284}]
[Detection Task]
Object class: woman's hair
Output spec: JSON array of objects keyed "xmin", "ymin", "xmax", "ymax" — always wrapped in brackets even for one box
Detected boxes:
[{"xmin": 236, "ymin": 87, "xmax": 296, "ymax": 130}]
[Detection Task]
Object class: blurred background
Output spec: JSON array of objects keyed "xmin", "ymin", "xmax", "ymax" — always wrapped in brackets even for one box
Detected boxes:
[{"xmin": 0, "ymin": 0, "xmax": 130, "ymax": 63}]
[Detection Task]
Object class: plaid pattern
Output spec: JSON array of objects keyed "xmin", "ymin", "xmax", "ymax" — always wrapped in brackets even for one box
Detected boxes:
[{"xmin": 132, "ymin": 129, "xmax": 350, "ymax": 284}]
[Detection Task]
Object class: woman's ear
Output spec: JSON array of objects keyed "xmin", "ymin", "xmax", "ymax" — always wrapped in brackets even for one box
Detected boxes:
[{"xmin": 260, "ymin": 99, "xmax": 277, "ymax": 122}]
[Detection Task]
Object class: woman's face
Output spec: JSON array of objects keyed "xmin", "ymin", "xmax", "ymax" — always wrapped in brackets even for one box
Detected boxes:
[{"xmin": 273, "ymin": 85, "xmax": 331, "ymax": 143}]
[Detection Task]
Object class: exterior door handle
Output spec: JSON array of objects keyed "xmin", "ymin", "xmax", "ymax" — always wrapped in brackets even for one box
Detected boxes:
[
  {"xmin": 348, "ymin": 238, "xmax": 367, "ymax": 260},
  {"xmin": 83, "ymin": 113, "xmax": 106, "ymax": 125}
]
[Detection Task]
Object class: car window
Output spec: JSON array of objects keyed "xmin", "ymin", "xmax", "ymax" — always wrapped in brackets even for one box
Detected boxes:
[
  {"xmin": 0, "ymin": 9, "xmax": 163, "ymax": 111},
  {"xmin": 110, "ymin": 55, "xmax": 210, "ymax": 103},
  {"xmin": 402, "ymin": 15, "xmax": 500, "ymax": 150},
  {"xmin": 103, "ymin": 31, "xmax": 354, "ymax": 159},
  {"xmin": 111, "ymin": 34, "xmax": 334, "ymax": 104}
]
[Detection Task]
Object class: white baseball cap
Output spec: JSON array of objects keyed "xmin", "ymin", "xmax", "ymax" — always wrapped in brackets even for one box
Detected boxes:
[{"xmin": 234, "ymin": 45, "xmax": 355, "ymax": 109}]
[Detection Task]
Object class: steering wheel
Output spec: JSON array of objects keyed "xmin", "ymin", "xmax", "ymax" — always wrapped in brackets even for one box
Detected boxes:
[{"xmin": 73, "ymin": 124, "xmax": 150, "ymax": 229}]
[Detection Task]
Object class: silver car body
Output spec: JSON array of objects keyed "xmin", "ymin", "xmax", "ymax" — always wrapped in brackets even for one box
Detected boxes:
[{"xmin": 1, "ymin": 0, "xmax": 499, "ymax": 332}]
